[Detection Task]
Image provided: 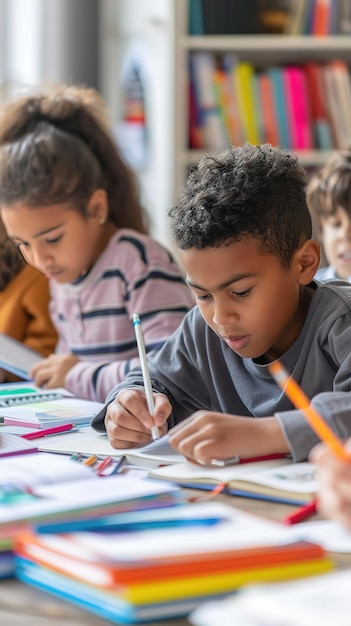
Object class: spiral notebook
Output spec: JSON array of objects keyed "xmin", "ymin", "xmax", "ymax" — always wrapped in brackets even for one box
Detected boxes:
[{"xmin": 0, "ymin": 382, "xmax": 73, "ymax": 408}]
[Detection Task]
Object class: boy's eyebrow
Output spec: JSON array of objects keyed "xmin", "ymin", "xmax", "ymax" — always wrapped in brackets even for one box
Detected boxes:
[{"xmin": 186, "ymin": 273, "xmax": 255, "ymax": 292}]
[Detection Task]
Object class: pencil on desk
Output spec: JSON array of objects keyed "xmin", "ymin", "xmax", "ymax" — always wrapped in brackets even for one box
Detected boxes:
[
  {"xmin": 283, "ymin": 499, "xmax": 318, "ymax": 525},
  {"xmin": 133, "ymin": 313, "xmax": 160, "ymax": 441},
  {"xmin": 269, "ymin": 361, "xmax": 349, "ymax": 461},
  {"xmin": 21, "ymin": 423, "xmax": 75, "ymax": 440},
  {"xmin": 83, "ymin": 455, "xmax": 98, "ymax": 466}
]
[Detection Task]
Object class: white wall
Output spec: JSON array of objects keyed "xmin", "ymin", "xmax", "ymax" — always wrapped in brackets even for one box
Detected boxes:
[
  {"xmin": 99, "ymin": 0, "xmax": 175, "ymax": 246},
  {"xmin": 2, "ymin": 0, "xmax": 98, "ymax": 94}
]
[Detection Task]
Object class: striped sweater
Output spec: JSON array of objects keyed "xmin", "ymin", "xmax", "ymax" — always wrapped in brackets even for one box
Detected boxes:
[{"xmin": 49, "ymin": 229, "xmax": 194, "ymax": 401}]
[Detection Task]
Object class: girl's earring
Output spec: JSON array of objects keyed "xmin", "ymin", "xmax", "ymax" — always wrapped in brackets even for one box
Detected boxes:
[{"xmin": 98, "ymin": 215, "xmax": 107, "ymax": 225}]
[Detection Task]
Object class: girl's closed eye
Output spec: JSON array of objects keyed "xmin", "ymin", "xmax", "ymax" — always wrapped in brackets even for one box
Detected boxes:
[{"xmin": 45, "ymin": 234, "xmax": 62, "ymax": 244}]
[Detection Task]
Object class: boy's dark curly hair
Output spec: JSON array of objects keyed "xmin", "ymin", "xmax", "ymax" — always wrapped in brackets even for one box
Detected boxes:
[{"xmin": 169, "ymin": 143, "xmax": 312, "ymax": 268}]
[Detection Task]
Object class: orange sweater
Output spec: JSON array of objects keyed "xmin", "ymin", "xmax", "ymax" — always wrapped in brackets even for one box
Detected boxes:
[{"xmin": 0, "ymin": 265, "xmax": 57, "ymax": 381}]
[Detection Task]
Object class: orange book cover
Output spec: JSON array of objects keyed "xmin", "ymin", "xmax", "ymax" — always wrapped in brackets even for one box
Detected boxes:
[
  {"xmin": 312, "ymin": 0, "xmax": 331, "ymax": 35},
  {"xmin": 15, "ymin": 533, "xmax": 327, "ymax": 588}
]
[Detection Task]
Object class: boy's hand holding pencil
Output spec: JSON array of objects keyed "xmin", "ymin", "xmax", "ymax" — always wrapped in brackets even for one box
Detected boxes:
[{"xmin": 105, "ymin": 389, "xmax": 170, "ymax": 450}]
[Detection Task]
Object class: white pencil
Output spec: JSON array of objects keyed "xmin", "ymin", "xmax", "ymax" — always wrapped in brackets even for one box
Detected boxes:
[{"xmin": 132, "ymin": 313, "xmax": 160, "ymax": 440}]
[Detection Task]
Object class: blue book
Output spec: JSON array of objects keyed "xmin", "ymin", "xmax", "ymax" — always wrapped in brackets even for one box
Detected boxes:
[{"xmin": 267, "ymin": 67, "xmax": 292, "ymax": 149}]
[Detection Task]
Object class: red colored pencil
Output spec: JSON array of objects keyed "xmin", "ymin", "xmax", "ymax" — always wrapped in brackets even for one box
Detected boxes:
[{"xmin": 283, "ymin": 499, "xmax": 318, "ymax": 525}]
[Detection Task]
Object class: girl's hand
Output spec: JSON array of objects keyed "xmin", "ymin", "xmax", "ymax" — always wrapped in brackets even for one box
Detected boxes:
[
  {"xmin": 105, "ymin": 389, "xmax": 171, "ymax": 449},
  {"xmin": 310, "ymin": 441, "xmax": 351, "ymax": 531},
  {"xmin": 29, "ymin": 353, "xmax": 80, "ymax": 388},
  {"xmin": 168, "ymin": 411, "xmax": 289, "ymax": 465}
]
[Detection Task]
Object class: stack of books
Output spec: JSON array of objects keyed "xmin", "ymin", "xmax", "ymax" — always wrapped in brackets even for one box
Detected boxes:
[
  {"xmin": 0, "ymin": 450, "xmax": 181, "ymax": 577},
  {"xmin": 13, "ymin": 506, "xmax": 333, "ymax": 623}
]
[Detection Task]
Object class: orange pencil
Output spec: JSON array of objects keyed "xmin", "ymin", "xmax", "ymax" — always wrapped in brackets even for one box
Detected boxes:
[
  {"xmin": 83, "ymin": 455, "xmax": 98, "ymax": 466},
  {"xmin": 269, "ymin": 361, "xmax": 349, "ymax": 461}
]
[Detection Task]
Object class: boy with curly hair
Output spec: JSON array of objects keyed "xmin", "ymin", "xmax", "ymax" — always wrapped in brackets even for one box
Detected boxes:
[{"xmin": 92, "ymin": 143, "xmax": 351, "ymax": 464}]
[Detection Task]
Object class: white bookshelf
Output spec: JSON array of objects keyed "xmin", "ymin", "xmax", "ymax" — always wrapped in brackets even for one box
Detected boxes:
[
  {"xmin": 174, "ymin": 0, "xmax": 351, "ymax": 197},
  {"xmin": 100, "ymin": 0, "xmax": 351, "ymax": 248}
]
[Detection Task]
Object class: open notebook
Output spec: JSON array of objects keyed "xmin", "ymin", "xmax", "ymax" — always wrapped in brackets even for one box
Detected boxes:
[
  {"xmin": 37, "ymin": 431, "xmax": 185, "ymax": 467},
  {"xmin": 149, "ymin": 459, "xmax": 317, "ymax": 505}
]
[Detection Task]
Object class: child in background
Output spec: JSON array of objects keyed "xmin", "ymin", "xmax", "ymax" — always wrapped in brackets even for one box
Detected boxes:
[
  {"xmin": 92, "ymin": 143, "xmax": 351, "ymax": 464},
  {"xmin": 310, "ymin": 439, "xmax": 351, "ymax": 531},
  {"xmin": 0, "ymin": 84, "xmax": 193, "ymax": 402},
  {"xmin": 0, "ymin": 219, "xmax": 57, "ymax": 382},
  {"xmin": 307, "ymin": 149, "xmax": 351, "ymax": 283}
]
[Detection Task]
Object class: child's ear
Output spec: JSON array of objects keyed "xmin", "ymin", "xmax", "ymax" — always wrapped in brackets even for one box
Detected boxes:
[
  {"xmin": 295, "ymin": 239, "xmax": 320, "ymax": 284},
  {"xmin": 86, "ymin": 189, "xmax": 108, "ymax": 223}
]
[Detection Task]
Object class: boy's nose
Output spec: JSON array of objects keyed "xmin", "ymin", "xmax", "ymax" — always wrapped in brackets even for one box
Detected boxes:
[{"xmin": 212, "ymin": 302, "xmax": 238, "ymax": 326}]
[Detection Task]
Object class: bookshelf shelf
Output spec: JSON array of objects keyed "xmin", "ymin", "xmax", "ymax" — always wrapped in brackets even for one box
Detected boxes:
[
  {"xmin": 181, "ymin": 35, "xmax": 351, "ymax": 54},
  {"xmin": 173, "ymin": 1, "xmax": 351, "ymax": 197}
]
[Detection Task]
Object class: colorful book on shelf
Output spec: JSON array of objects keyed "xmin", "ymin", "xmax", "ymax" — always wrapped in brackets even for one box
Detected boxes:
[
  {"xmin": 284, "ymin": 0, "xmax": 309, "ymax": 35},
  {"xmin": 188, "ymin": 0, "xmax": 204, "ymax": 35},
  {"xmin": 149, "ymin": 459, "xmax": 318, "ymax": 505},
  {"xmin": 188, "ymin": 70, "xmax": 204, "ymax": 149},
  {"xmin": 221, "ymin": 52, "xmax": 244, "ymax": 146},
  {"xmin": 328, "ymin": 59, "xmax": 351, "ymax": 147},
  {"xmin": 283, "ymin": 65, "xmax": 313, "ymax": 150},
  {"xmin": 233, "ymin": 61, "xmax": 260, "ymax": 145},
  {"xmin": 321, "ymin": 59, "xmax": 351, "ymax": 149},
  {"xmin": 304, "ymin": 62, "xmax": 334, "ymax": 149},
  {"xmin": 258, "ymin": 72, "xmax": 280, "ymax": 146},
  {"xmin": 312, "ymin": 0, "xmax": 332, "ymax": 35},
  {"xmin": 267, "ymin": 66, "xmax": 292, "ymax": 149},
  {"xmin": 190, "ymin": 51, "xmax": 226, "ymax": 151},
  {"xmin": 212, "ymin": 62, "xmax": 234, "ymax": 145},
  {"xmin": 14, "ymin": 505, "xmax": 333, "ymax": 623},
  {"xmin": 0, "ymin": 397, "xmax": 104, "ymax": 428}
]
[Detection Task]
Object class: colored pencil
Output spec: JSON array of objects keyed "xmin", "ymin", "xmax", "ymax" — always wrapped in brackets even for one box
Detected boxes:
[{"xmin": 269, "ymin": 361, "xmax": 349, "ymax": 461}]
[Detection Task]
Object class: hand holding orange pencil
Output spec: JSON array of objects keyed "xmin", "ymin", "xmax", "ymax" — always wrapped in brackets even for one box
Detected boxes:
[{"xmin": 269, "ymin": 361, "xmax": 350, "ymax": 462}]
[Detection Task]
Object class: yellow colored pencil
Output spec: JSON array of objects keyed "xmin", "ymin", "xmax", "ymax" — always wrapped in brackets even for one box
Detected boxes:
[{"xmin": 269, "ymin": 361, "xmax": 350, "ymax": 461}]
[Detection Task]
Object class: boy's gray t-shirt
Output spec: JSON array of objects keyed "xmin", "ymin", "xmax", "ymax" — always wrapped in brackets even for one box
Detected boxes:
[{"xmin": 92, "ymin": 280, "xmax": 351, "ymax": 461}]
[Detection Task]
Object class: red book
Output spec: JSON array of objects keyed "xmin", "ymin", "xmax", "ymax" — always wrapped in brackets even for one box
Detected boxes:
[{"xmin": 304, "ymin": 62, "xmax": 333, "ymax": 149}]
